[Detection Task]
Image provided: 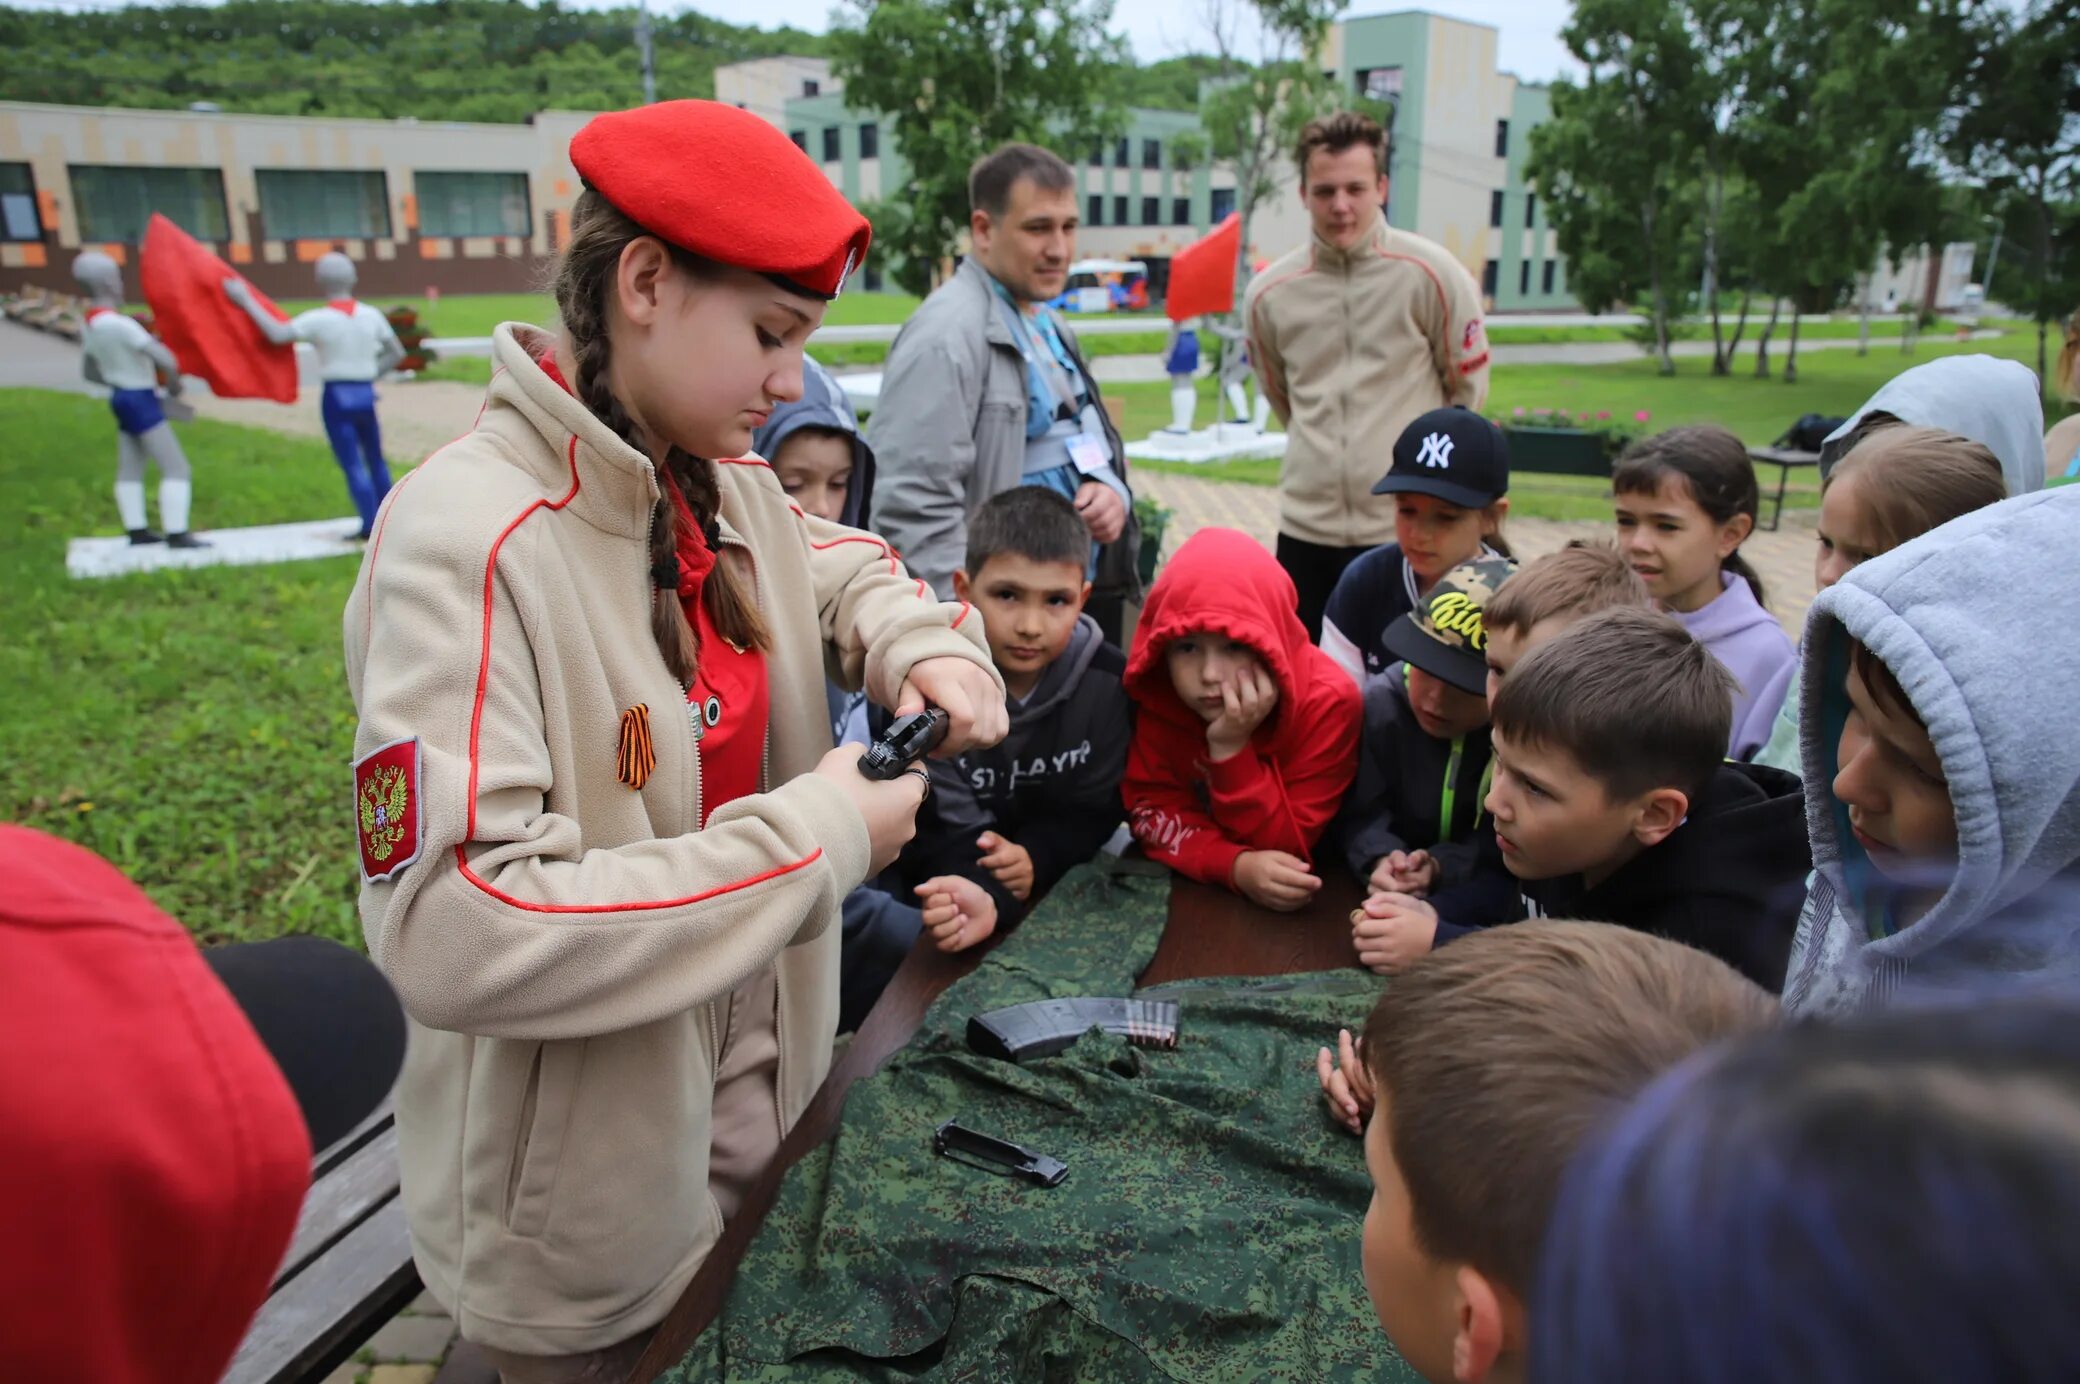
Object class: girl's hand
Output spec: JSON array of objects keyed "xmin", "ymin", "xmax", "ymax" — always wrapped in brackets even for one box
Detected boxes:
[
  {"xmin": 1205, "ymin": 664, "xmax": 1279, "ymax": 762},
  {"xmin": 916, "ymin": 875, "xmax": 999, "ymax": 952},
  {"xmin": 811, "ymin": 746, "xmax": 927, "ymax": 875},
  {"xmin": 896, "ymin": 658, "xmax": 1008, "ymax": 757}
]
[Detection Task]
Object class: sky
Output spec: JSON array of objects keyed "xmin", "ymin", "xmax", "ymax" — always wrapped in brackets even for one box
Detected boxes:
[{"xmin": 7, "ymin": 0, "xmax": 1584, "ymax": 83}]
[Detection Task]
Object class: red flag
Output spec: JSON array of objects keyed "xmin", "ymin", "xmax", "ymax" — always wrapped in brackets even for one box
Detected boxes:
[
  {"xmin": 140, "ymin": 214, "xmax": 299, "ymax": 403},
  {"xmin": 1164, "ymin": 213, "xmax": 1242, "ymax": 322}
]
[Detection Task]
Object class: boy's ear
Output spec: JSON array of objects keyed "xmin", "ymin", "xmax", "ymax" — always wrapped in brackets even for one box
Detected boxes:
[
  {"xmin": 1630, "ymin": 786, "xmax": 1690, "ymax": 848},
  {"xmin": 1484, "ymin": 497, "xmax": 1510, "ymax": 534},
  {"xmin": 1076, "ymin": 579, "xmax": 1093, "ymax": 612},
  {"xmin": 1449, "ymin": 1264, "xmax": 1520, "ymax": 1384},
  {"xmin": 951, "ymin": 569, "xmax": 973, "ymax": 603}
]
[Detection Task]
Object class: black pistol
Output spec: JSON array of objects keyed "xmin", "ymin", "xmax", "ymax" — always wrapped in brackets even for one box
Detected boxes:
[
  {"xmin": 966, "ymin": 997, "xmax": 1182, "ymax": 1062},
  {"xmin": 859, "ymin": 706, "xmax": 951, "ymax": 780}
]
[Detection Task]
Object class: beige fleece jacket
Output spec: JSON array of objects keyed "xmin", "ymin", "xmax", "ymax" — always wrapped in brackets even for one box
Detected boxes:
[
  {"xmin": 342, "ymin": 324, "xmax": 996, "ymax": 1356},
  {"xmin": 1245, "ymin": 216, "xmax": 1491, "ymax": 548}
]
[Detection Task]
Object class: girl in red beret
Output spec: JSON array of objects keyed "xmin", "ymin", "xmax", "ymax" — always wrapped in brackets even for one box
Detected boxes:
[{"xmin": 341, "ymin": 100, "xmax": 1007, "ymax": 1381}]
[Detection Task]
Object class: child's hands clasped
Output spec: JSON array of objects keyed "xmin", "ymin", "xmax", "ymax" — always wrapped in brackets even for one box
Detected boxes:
[
  {"xmin": 1234, "ymin": 849, "xmax": 1322, "ymax": 912},
  {"xmin": 915, "ymin": 875, "xmax": 998, "ymax": 953},
  {"xmin": 1205, "ymin": 664, "xmax": 1280, "ymax": 762},
  {"xmin": 1351, "ymin": 892, "xmax": 1440, "ymax": 975},
  {"xmin": 975, "ymin": 831, "xmax": 1034, "ymax": 901},
  {"xmin": 1316, "ymin": 1027, "xmax": 1377, "ymax": 1135},
  {"xmin": 1368, "ymin": 848, "xmax": 1438, "ymax": 898}
]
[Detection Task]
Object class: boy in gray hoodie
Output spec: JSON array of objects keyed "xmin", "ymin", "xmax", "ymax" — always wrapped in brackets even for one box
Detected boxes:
[{"xmin": 1783, "ymin": 486, "xmax": 2080, "ymax": 1016}]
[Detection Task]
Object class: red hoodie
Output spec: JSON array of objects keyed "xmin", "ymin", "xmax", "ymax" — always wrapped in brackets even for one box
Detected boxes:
[
  {"xmin": 1123, "ymin": 528, "xmax": 1361, "ymax": 888},
  {"xmin": 0, "ymin": 826, "xmax": 312, "ymax": 1384}
]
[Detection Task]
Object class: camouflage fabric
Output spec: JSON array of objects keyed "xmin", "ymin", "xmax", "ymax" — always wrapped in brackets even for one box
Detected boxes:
[{"xmin": 666, "ymin": 857, "xmax": 1421, "ymax": 1383}]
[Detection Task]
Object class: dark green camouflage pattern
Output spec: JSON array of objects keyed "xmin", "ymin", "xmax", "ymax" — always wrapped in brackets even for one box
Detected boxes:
[{"xmin": 666, "ymin": 857, "xmax": 1420, "ymax": 1383}]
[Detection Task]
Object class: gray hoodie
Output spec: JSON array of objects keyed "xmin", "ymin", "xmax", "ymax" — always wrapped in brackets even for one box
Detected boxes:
[
  {"xmin": 1782, "ymin": 486, "xmax": 2080, "ymax": 1016},
  {"xmin": 1754, "ymin": 355, "xmax": 2046, "ymax": 773}
]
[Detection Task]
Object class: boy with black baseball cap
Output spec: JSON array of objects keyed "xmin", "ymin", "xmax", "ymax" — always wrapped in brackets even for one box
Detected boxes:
[
  {"xmin": 1339, "ymin": 554, "xmax": 1516, "ymax": 949},
  {"xmin": 1320, "ymin": 406, "xmax": 1512, "ymax": 683}
]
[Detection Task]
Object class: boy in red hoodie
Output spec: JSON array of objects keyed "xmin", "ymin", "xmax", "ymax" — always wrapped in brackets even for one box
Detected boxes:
[{"xmin": 1125, "ymin": 527, "xmax": 1363, "ymax": 911}]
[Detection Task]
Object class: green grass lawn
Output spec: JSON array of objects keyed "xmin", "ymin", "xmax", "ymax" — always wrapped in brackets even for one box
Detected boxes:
[
  {"xmin": 267, "ymin": 289, "xmax": 924, "ymax": 338},
  {"xmin": 2, "ymin": 389, "xmax": 367, "ymax": 946}
]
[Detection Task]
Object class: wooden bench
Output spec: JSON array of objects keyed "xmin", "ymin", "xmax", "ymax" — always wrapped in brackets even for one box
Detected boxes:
[
  {"xmin": 1747, "ymin": 445, "xmax": 1821, "ymax": 532},
  {"xmin": 222, "ymin": 1098, "xmax": 423, "ymax": 1384}
]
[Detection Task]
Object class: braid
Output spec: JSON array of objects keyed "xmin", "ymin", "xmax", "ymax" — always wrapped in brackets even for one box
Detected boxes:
[{"xmin": 552, "ymin": 187, "xmax": 769, "ymax": 686}]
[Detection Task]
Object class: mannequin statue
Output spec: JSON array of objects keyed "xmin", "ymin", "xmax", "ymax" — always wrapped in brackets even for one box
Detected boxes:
[
  {"xmin": 225, "ymin": 252, "xmax": 404, "ymax": 539},
  {"xmin": 1206, "ymin": 319, "xmax": 1270, "ymax": 432},
  {"xmin": 1161, "ymin": 317, "xmax": 1202, "ymax": 433},
  {"xmin": 75, "ymin": 251, "xmax": 207, "ymax": 548}
]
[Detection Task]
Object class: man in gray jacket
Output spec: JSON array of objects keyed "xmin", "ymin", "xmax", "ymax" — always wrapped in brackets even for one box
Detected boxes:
[{"xmin": 869, "ymin": 142, "xmax": 1141, "ymax": 643}]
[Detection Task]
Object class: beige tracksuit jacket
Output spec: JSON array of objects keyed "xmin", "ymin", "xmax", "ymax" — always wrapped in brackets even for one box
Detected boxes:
[
  {"xmin": 342, "ymin": 325, "xmax": 995, "ymax": 1356},
  {"xmin": 1245, "ymin": 216, "xmax": 1491, "ymax": 548}
]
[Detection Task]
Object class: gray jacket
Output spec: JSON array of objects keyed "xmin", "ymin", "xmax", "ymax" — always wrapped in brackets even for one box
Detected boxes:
[
  {"xmin": 1782, "ymin": 486, "xmax": 2080, "ymax": 1017},
  {"xmin": 867, "ymin": 257, "xmax": 1141, "ymax": 604}
]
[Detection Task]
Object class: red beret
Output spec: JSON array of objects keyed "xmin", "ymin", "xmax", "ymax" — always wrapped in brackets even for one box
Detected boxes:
[{"xmin": 571, "ymin": 100, "xmax": 872, "ymax": 300}]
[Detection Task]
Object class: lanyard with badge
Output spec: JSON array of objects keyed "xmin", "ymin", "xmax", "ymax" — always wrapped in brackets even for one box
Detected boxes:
[{"xmin": 993, "ymin": 281, "xmax": 1114, "ymax": 478}]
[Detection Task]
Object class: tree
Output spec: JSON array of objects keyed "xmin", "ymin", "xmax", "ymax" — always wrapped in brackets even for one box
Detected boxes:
[
  {"xmin": 1945, "ymin": 0, "xmax": 2080, "ymax": 380},
  {"xmin": 1191, "ymin": 0, "xmax": 1344, "ymax": 311},
  {"xmin": 1529, "ymin": 0, "xmax": 1706, "ymax": 375},
  {"xmin": 829, "ymin": 0, "xmax": 1126, "ymax": 289}
]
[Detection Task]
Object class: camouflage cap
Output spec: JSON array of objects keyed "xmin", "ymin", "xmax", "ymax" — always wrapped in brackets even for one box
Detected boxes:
[{"xmin": 1383, "ymin": 553, "xmax": 1517, "ymax": 694}]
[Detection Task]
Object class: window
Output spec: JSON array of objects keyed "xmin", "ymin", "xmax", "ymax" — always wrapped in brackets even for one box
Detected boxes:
[
  {"xmin": 1489, "ymin": 190, "xmax": 1504, "ymax": 228},
  {"xmin": 1089, "ymin": 144, "xmax": 1105, "ymax": 166},
  {"xmin": 1357, "ymin": 65, "xmax": 1403, "ymax": 101},
  {"xmin": 415, "ymin": 171, "xmax": 529, "ymax": 239},
  {"xmin": 821, "ymin": 127, "xmax": 841, "ymax": 162},
  {"xmin": 1114, "ymin": 137, "xmax": 1130, "ymax": 166},
  {"xmin": 803, "ymin": 78, "xmax": 820, "ymax": 97},
  {"xmin": 1113, "ymin": 194, "xmax": 1128, "ymax": 225},
  {"xmin": 789, "ymin": 130, "xmax": 807, "ymax": 151},
  {"xmin": 1519, "ymin": 260, "xmax": 1530, "ymax": 295},
  {"xmin": 1173, "ymin": 197, "xmax": 1191, "ymax": 226},
  {"xmin": 1087, "ymin": 193, "xmax": 1103, "ymax": 226},
  {"xmin": 1494, "ymin": 120, "xmax": 1510, "ymax": 158},
  {"xmin": 1141, "ymin": 196, "xmax": 1159, "ymax": 225},
  {"xmin": 0, "ymin": 163, "xmax": 38, "ymax": 241},
  {"xmin": 1142, "ymin": 139, "xmax": 1161, "ymax": 170},
  {"xmin": 1543, "ymin": 258, "xmax": 1558, "ymax": 295},
  {"xmin": 863, "ymin": 264, "xmax": 884, "ymax": 292},
  {"xmin": 1209, "ymin": 187, "xmax": 1236, "ymax": 221},
  {"xmin": 1524, "ymin": 192, "xmax": 1537, "ymax": 229},
  {"xmin": 70, "ymin": 165, "xmax": 228, "ymax": 243},
  {"xmin": 255, "ymin": 169, "xmax": 389, "ymax": 239},
  {"xmin": 1481, "ymin": 259, "xmax": 1499, "ymax": 297},
  {"xmin": 859, "ymin": 123, "xmax": 879, "ymax": 160}
]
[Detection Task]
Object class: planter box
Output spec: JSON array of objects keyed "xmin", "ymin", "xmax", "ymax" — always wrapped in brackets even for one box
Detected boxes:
[{"xmin": 1503, "ymin": 426, "xmax": 1613, "ymax": 478}]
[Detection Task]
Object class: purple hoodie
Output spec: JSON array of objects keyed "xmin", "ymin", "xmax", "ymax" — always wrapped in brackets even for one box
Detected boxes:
[{"xmin": 1672, "ymin": 572, "xmax": 1796, "ymax": 760}]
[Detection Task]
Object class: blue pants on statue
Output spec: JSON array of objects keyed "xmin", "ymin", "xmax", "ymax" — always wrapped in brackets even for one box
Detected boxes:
[{"xmin": 321, "ymin": 381, "xmax": 391, "ymax": 536}]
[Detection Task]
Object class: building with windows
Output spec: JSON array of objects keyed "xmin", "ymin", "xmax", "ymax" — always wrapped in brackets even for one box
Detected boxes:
[{"xmin": 0, "ymin": 100, "xmax": 594, "ymax": 297}]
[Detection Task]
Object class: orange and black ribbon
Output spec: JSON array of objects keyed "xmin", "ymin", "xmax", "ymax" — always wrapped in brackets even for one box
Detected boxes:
[{"xmin": 617, "ymin": 704, "xmax": 656, "ymax": 790}]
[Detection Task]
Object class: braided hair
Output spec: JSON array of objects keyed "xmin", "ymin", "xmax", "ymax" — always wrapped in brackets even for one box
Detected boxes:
[{"xmin": 551, "ymin": 188, "xmax": 771, "ymax": 687}]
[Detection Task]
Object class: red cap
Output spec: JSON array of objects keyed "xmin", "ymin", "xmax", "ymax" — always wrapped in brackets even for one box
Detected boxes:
[
  {"xmin": 0, "ymin": 825, "xmax": 312, "ymax": 1384},
  {"xmin": 571, "ymin": 99, "xmax": 873, "ymax": 299}
]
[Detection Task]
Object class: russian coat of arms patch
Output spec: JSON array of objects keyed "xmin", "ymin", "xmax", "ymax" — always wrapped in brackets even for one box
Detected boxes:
[{"xmin": 354, "ymin": 737, "xmax": 423, "ymax": 882}]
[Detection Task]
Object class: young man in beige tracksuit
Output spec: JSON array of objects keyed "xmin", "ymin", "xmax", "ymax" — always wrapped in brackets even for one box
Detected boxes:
[{"xmin": 1244, "ymin": 110, "xmax": 1492, "ymax": 639}]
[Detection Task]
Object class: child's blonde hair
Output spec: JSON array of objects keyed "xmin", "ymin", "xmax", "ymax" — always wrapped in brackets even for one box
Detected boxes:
[
  {"xmin": 1485, "ymin": 540, "xmax": 1649, "ymax": 638},
  {"xmin": 1825, "ymin": 426, "xmax": 2007, "ymax": 553}
]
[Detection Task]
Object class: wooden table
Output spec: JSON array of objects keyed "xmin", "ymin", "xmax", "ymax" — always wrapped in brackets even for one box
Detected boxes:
[
  {"xmin": 627, "ymin": 868, "xmax": 1365, "ymax": 1383},
  {"xmin": 1747, "ymin": 445, "xmax": 1822, "ymax": 532}
]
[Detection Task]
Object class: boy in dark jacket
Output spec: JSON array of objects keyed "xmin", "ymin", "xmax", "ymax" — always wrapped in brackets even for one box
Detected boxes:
[
  {"xmin": 873, "ymin": 486, "xmax": 1132, "ymax": 922},
  {"xmin": 1340, "ymin": 554, "xmax": 1514, "ymax": 899},
  {"xmin": 1124, "ymin": 527, "xmax": 1362, "ymax": 912},
  {"xmin": 1367, "ymin": 607, "xmax": 1811, "ymax": 990}
]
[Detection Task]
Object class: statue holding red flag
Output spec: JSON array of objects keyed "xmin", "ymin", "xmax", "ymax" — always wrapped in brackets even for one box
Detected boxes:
[
  {"xmin": 224, "ymin": 253, "xmax": 404, "ymax": 539},
  {"xmin": 74, "ymin": 250, "xmax": 208, "ymax": 549}
]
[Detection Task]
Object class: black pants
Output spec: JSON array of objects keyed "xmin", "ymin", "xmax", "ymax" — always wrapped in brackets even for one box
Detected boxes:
[
  {"xmin": 1087, "ymin": 592, "xmax": 1128, "ymax": 649},
  {"xmin": 1276, "ymin": 533, "xmax": 1369, "ymax": 643}
]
